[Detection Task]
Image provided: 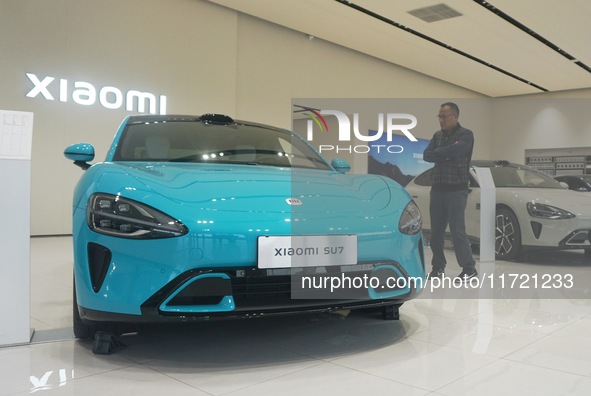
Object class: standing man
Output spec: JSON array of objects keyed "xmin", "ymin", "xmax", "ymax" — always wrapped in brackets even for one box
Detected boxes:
[{"xmin": 423, "ymin": 102, "xmax": 477, "ymax": 281}]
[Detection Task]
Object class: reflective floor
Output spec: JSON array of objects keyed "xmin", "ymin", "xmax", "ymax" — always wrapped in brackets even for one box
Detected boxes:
[{"xmin": 2, "ymin": 236, "xmax": 591, "ymax": 395}]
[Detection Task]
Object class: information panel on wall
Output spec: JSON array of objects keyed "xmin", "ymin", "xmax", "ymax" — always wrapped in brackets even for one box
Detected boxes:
[{"xmin": 525, "ymin": 147, "xmax": 591, "ymax": 176}]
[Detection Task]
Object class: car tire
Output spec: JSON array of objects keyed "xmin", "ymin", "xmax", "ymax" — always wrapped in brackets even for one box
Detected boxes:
[
  {"xmin": 495, "ymin": 207, "xmax": 522, "ymax": 261},
  {"xmin": 73, "ymin": 279, "xmax": 132, "ymax": 339},
  {"xmin": 381, "ymin": 303, "xmax": 402, "ymax": 320},
  {"xmin": 73, "ymin": 279, "xmax": 98, "ymax": 339}
]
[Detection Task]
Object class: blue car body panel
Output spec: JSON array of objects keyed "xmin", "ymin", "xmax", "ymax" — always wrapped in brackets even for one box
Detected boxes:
[{"xmin": 69, "ymin": 114, "xmax": 425, "ymax": 322}]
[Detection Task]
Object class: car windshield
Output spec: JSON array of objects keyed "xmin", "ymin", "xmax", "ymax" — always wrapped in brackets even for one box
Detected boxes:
[
  {"xmin": 112, "ymin": 120, "xmax": 331, "ymax": 170},
  {"xmin": 488, "ymin": 165, "xmax": 564, "ymax": 189}
]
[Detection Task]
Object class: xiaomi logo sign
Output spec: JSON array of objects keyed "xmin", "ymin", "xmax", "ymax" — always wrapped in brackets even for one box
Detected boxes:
[{"xmin": 25, "ymin": 73, "xmax": 167, "ymax": 115}]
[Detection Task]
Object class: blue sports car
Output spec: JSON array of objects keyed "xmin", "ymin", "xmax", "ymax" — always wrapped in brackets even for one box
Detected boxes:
[{"xmin": 65, "ymin": 114, "xmax": 425, "ymax": 339}]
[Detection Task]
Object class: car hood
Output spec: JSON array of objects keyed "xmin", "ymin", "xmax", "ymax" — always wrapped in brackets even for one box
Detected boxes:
[
  {"xmin": 499, "ymin": 187, "xmax": 591, "ymax": 217},
  {"xmin": 91, "ymin": 162, "xmax": 397, "ymax": 214}
]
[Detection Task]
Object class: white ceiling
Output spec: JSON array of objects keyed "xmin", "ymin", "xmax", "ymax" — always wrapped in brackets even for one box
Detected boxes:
[{"xmin": 207, "ymin": 0, "xmax": 591, "ymax": 97}]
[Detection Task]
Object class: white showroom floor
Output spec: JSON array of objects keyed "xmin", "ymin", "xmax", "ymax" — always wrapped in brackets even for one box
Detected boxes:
[{"xmin": 2, "ymin": 236, "xmax": 591, "ymax": 395}]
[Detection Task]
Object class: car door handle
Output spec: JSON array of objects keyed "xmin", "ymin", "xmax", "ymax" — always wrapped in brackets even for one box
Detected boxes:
[{"xmin": 412, "ymin": 195, "xmax": 418, "ymax": 198}]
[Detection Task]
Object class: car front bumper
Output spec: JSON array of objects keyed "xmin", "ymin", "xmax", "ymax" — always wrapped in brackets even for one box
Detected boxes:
[{"xmin": 78, "ymin": 258, "xmax": 425, "ymax": 323}]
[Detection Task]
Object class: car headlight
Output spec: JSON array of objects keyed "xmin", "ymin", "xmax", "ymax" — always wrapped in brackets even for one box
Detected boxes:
[
  {"xmin": 526, "ymin": 202, "xmax": 575, "ymax": 220},
  {"xmin": 399, "ymin": 201, "xmax": 422, "ymax": 235},
  {"xmin": 87, "ymin": 193, "xmax": 188, "ymax": 239}
]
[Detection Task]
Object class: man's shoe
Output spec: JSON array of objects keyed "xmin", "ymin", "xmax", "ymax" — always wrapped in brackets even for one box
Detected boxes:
[
  {"xmin": 427, "ymin": 268, "xmax": 444, "ymax": 279},
  {"xmin": 455, "ymin": 269, "xmax": 478, "ymax": 283}
]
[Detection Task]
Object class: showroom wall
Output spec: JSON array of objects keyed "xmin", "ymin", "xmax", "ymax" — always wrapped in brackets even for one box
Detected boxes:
[
  {"xmin": 490, "ymin": 91, "xmax": 591, "ymax": 162},
  {"xmin": 1, "ymin": 0, "xmax": 492, "ymax": 235},
  {"xmin": 1, "ymin": 0, "xmax": 239, "ymax": 235}
]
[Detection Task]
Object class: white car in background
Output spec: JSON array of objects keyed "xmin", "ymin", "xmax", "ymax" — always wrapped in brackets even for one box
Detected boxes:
[
  {"xmin": 554, "ymin": 174, "xmax": 591, "ymax": 192},
  {"xmin": 405, "ymin": 160, "xmax": 591, "ymax": 260}
]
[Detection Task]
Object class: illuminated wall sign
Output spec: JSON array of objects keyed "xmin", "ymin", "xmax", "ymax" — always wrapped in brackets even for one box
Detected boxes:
[{"xmin": 25, "ymin": 73, "xmax": 167, "ymax": 115}]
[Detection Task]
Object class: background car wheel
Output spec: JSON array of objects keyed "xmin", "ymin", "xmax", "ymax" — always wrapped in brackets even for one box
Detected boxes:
[
  {"xmin": 584, "ymin": 249, "xmax": 591, "ymax": 261},
  {"xmin": 495, "ymin": 207, "xmax": 522, "ymax": 261}
]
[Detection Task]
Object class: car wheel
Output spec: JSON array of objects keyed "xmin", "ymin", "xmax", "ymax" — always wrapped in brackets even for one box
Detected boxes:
[
  {"xmin": 495, "ymin": 208, "xmax": 522, "ymax": 261},
  {"xmin": 73, "ymin": 279, "xmax": 132, "ymax": 339},
  {"xmin": 73, "ymin": 279, "xmax": 98, "ymax": 339},
  {"xmin": 381, "ymin": 303, "xmax": 402, "ymax": 320}
]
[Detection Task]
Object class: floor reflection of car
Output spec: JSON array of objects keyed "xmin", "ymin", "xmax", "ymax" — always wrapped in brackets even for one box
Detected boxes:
[
  {"xmin": 405, "ymin": 160, "xmax": 591, "ymax": 261},
  {"xmin": 554, "ymin": 174, "xmax": 591, "ymax": 192}
]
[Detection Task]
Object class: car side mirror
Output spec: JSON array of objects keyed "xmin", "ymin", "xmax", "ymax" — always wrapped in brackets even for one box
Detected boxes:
[
  {"xmin": 64, "ymin": 143, "xmax": 95, "ymax": 170},
  {"xmin": 331, "ymin": 158, "xmax": 351, "ymax": 174}
]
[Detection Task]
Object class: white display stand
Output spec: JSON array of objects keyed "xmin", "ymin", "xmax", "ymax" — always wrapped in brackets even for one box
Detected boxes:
[
  {"xmin": 473, "ymin": 167, "xmax": 496, "ymax": 262},
  {"xmin": 0, "ymin": 110, "xmax": 34, "ymax": 346}
]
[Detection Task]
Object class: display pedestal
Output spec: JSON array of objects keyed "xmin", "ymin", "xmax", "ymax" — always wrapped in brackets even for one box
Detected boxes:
[
  {"xmin": 473, "ymin": 167, "xmax": 496, "ymax": 263},
  {"xmin": 0, "ymin": 110, "xmax": 34, "ymax": 347}
]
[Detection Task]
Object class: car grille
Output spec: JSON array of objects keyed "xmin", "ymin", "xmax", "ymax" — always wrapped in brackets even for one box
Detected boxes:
[
  {"xmin": 141, "ymin": 262, "xmax": 417, "ymax": 318},
  {"xmin": 560, "ymin": 229, "xmax": 591, "ymax": 247}
]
